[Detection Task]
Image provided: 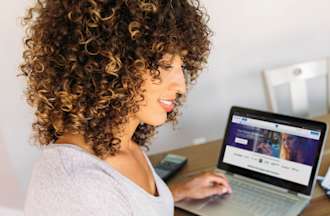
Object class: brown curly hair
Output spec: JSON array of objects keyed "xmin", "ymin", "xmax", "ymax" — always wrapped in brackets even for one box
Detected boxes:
[{"xmin": 20, "ymin": 0, "xmax": 211, "ymax": 158}]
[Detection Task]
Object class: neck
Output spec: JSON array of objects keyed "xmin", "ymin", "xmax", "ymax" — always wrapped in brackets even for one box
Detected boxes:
[
  {"xmin": 55, "ymin": 116, "xmax": 142, "ymax": 154},
  {"xmin": 118, "ymin": 116, "xmax": 141, "ymax": 151}
]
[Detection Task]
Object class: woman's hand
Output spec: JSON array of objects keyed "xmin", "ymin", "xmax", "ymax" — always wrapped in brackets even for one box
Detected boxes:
[
  {"xmin": 169, "ymin": 171, "xmax": 232, "ymax": 202},
  {"xmin": 257, "ymin": 143, "xmax": 272, "ymax": 155}
]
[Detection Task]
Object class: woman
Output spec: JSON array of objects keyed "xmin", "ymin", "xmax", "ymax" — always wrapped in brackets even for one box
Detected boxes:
[
  {"xmin": 280, "ymin": 133, "xmax": 305, "ymax": 164},
  {"xmin": 21, "ymin": 0, "xmax": 232, "ymax": 215}
]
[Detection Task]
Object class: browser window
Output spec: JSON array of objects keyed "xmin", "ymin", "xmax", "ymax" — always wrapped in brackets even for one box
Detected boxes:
[{"xmin": 223, "ymin": 115, "xmax": 321, "ymax": 186}]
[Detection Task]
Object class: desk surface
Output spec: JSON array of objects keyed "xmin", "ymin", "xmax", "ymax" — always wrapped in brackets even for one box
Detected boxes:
[{"xmin": 149, "ymin": 114, "xmax": 330, "ymax": 216}]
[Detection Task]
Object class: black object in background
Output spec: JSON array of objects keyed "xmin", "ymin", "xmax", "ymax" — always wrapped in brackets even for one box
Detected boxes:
[{"xmin": 154, "ymin": 154, "xmax": 188, "ymax": 182}]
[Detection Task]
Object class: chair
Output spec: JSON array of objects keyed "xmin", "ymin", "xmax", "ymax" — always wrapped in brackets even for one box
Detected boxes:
[{"xmin": 263, "ymin": 58, "xmax": 330, "ymax": 117}]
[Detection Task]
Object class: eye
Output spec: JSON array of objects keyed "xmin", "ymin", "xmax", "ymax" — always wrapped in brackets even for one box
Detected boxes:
[
  {"xmin": 181, "ymin": 64, "xmax": 188, "ymax": 71},
  {"xmin": 181, "ymin": 64, "xmax": 190, "ymax": 75},
  {"xmin": 160, "ymin": 63, "xmax": 174, "ymax": 70}
]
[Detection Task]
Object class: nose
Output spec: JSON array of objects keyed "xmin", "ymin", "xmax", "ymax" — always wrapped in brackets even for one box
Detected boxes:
[{"xmin": 170, "ymin": 66, "xmax": 187, "ymax": 96}]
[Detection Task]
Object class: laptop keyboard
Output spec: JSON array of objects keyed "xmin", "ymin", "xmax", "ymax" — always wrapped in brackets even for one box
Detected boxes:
[{"xmin": 208, "ymin": 177, "xmax": 299, "ymax": 216}]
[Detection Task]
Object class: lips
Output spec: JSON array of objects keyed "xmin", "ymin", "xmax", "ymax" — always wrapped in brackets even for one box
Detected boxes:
[{"xmin": 159, "ymin": 99, "xmax": 175, "ymax": 112}]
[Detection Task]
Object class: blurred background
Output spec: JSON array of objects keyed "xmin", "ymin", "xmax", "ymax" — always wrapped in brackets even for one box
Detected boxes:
[{"xmin": 1, "ymin": 0, "xmax": 330, "ymax": 212}]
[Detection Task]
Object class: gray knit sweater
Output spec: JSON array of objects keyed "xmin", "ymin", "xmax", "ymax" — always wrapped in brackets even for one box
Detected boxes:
[{"xmin": 24, "ymin": 144, "xmax": 174, "ymax": 216}]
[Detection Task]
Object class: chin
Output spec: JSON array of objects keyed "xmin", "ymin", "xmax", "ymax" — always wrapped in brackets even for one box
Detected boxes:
[{"xmin": 144, "ymin": 113, "xmax": 167, "ymax": 126}]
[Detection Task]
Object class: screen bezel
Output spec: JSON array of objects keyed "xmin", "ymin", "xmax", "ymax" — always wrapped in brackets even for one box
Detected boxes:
[{"xmin": 218, "ymin": 106, "xmax": 327, "ymax": 195}]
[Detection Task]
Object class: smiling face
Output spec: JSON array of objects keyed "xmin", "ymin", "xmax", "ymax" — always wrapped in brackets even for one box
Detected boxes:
[{"xmin": 134, "ymin": 54, "xmax": 186, "ymax": 126}]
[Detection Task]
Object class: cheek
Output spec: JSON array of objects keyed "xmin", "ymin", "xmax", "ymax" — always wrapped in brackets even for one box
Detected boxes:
[
  {"xmin": 142, "ymin": 78, "xmax": 167, "ymax": 106},
  {"xmin": 134, "ymin": 87, "xmax": 167, "ymax": 126},
  {"xmin": 140, "ymin": 86, "xmax": 160, "ymax": 108}
]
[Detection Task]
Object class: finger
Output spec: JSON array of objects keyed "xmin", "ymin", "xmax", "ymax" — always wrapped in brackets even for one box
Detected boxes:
[
  {"xmin": 213, "ymin": 173, "xmax": 232, "ymax": 193},
  {"xmin": 262, "ymin": 145, "xmax": 272, "ymax": 155},
  {"xmin": 213, "ymin": 171, "xmax": 229, "ymax": 182},
  {"xmin": 204, "ymin": 171, "xmax": 227, "ymax": 179},
  {"xmin": 200, "ymin": 172, "xmax": 232, "ymax": 193},
  {"xmin": 213, "ymin": 171, "xmax": 225, "ymax": 178},
  {"xmin": 267, "ymin": 147, "xmax": 273, "ymax": 155},
  {"xmin": 199, "ymin": 184, "xmax": 228, "ymax": 198},
  {"xmin": 263, "ymin": 146, "xmax": 271, "ymax": 154},
  {"xmin": 204, "ymin": 174, "xmax": 232, "ymax": 193}
]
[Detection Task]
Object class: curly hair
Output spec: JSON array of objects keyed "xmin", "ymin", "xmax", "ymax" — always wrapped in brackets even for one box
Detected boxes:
[{"xmin": 20, "ymin": 0, "xmax": 211, "ymax": 158}]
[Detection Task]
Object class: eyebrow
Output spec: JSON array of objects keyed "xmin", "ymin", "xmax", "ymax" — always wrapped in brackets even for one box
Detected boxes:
[{"xmin": 159, "ymin": 59, "xmax": 173, "ymax": 65}]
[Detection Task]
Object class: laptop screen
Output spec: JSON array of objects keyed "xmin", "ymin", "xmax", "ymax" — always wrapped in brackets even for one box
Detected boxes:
[{"xmin": 218, "ymin": 106, "xmax": 327, "ymax": 195}]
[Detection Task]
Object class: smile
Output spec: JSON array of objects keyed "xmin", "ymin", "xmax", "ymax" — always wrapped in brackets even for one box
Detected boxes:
[{"xmin": 159, "ymin": 99, "xmax": 175, "ymax": 112}]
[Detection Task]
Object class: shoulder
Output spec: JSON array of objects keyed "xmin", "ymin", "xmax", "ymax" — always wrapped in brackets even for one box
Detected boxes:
[
  {"xmin": 28, "ymin": 145, "xmax": 101, "ymax": 182},
  {"xmin": 25, "ymin": 145, "xmax": 131, "ymax": 216}
]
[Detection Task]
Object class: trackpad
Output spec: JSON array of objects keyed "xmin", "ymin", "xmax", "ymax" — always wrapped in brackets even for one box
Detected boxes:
[{"xmin": 176, "ymin": 195, "xmax": 254, "ymax": 216}]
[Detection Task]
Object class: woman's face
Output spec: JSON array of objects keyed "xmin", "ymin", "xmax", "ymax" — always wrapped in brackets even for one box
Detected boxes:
[
  {"xmin": 134, "ymin": 54, "xmax": 186, "ymax": 126},
  {"xmin": 281, "ymin": 134, "xmax": 296, "ymax": 149}
]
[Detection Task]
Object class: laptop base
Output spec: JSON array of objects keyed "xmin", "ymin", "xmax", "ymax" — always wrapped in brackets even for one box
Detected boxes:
[{"xmin": 175, "ymin": 170, "xmax": 309, "ymax": 216}]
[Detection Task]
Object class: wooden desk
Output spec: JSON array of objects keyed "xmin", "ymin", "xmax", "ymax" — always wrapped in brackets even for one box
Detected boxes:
[{"xmin": 149, "ymin": 114, "xmax": 330, "ymax": 216}]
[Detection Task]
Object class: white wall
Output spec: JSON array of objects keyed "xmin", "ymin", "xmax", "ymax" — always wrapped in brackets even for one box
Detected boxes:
[
  {"xmin": 0, "ymin": 0, "xmax": 38, "ymax": 210},
  {"xmin": 1, "ymin": 0, "xmax": 330, "ymax": 209},
  {"xmin": 150, "ymin": 0, "xmax": 330, "ymax": 153}
]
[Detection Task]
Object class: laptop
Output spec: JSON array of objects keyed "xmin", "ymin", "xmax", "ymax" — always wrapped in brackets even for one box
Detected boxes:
[{"xmin": 176, "ymin": 106, "xmax": 327, "ymax": 216}]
